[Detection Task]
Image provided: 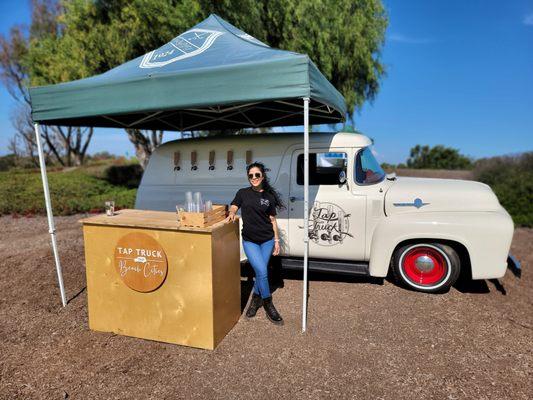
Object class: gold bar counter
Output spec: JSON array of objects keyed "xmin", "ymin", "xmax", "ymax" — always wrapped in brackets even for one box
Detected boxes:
[{"xmin": 79, "ymin": 209, "xmax": 240, "ymax": 350}]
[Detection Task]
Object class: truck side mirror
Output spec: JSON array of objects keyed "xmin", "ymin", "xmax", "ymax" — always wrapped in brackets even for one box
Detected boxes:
[{"xmin": 338, "ymin": 170, "xmax": 347, "ymax": 184}]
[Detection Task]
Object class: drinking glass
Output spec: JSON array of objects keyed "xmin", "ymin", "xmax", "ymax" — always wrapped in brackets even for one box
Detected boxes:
[
  {"xmin": 176, "ymin": 204, "xmax": 185, "ymax": 223},
  {"xmin": 185, "ymin": 191, "xmax": 193, "ymax": 212},
  {"xmin": 194, "ymin": 192, "xmax": 203, "ymax": 212},
  {"xmin": 105, "ymin": 201, "xmax": 115, "ymax": 216}
]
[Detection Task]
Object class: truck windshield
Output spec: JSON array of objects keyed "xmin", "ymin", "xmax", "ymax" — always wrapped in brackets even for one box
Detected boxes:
[{"xmin": 355, "ymin": 147, "xmax": 385, "ymax": 185}]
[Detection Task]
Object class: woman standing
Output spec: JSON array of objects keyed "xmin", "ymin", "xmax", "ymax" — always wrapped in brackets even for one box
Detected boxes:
[{"xmin": 226, "ymin": 162, "xmax": 284, "ymax": 325}]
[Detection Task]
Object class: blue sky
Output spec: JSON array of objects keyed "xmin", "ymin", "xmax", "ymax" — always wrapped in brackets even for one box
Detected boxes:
[{"xmin": 0, "ymin": 0, "xmax": 532, "ymax": 163}]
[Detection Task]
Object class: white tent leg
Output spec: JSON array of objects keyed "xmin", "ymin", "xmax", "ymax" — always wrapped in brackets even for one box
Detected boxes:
[
  {"xmin": 34, "ymin": 123, "xmax": 67, "ymax": 307},
  {"xmin": 302, "ymin": 97, "xmax": 310, "ymax": 333}
]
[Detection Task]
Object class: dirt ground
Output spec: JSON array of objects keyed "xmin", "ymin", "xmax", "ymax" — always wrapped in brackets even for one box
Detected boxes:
[{"xmin": 0, "ymin": 214, "xmax": 531, "ymax": 400}]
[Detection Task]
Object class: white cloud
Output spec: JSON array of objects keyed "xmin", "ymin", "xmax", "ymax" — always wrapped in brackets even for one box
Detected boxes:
[
  {"xmin": 389, "ymin": 33, "xmax": 433, "ymax": 44},
  {"xmin": 524, "ymin": 13, "xmax": 533, "ymax": 26}
]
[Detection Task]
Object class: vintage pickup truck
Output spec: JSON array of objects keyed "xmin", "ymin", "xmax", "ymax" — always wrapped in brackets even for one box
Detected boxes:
[{"xmin": 136, "ymin": 131, "xmax": 515, "ymax": 293}]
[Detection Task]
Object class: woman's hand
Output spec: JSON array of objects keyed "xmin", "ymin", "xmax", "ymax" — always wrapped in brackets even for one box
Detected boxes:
[
  {"xmin": 224, "ymin": 212, "xmax": 236, "ymax": 224},
  {"xmin": 225, "ymin": 205, "xmax": 239, "ymax": 223},
  {"xmin": 272, "ymin": 240, "xmax": 280, "ymax": 256}
]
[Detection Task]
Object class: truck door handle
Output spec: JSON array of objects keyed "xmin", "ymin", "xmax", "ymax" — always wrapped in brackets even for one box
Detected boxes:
[{"xmin": 290, "ymin": 196, "xmax": 303, "ymax": 202}]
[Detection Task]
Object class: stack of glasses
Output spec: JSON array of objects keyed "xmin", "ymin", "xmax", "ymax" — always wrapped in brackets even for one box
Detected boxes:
[{"xmin": 177, "ymin": 191, "xmax": 213, "ymax": 213}]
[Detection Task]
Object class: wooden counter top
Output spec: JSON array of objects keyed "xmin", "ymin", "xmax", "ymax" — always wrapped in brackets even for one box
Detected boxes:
[{"xmin": 79, "ymin": 209, "xmax": 234, "ymax": 233}]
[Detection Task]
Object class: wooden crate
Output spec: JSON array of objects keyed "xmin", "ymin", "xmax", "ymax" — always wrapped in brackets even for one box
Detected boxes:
[{"xmin": 179, "ymin": 204, "xmax": 227, "ymax": 228}]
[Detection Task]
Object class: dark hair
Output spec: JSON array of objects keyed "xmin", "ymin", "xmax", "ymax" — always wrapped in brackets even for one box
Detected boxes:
[{"xmin": 247, "ymin": 162, "xmax": 285, "ymax": 210}]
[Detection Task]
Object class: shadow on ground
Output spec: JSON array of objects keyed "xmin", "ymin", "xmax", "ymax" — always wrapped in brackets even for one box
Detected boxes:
[{"xmin": 240, "ymin": 257, "xmax": 385, "ymax": 312}]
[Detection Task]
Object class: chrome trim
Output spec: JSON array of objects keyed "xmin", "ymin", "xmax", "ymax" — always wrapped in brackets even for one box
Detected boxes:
[
  {"xmin": 415, "ymin": 255, "xmax": 435, "ymax": 272},
  {"xmin": 393, "ymin": 198, "xmax": 430, "ymax": 209}
]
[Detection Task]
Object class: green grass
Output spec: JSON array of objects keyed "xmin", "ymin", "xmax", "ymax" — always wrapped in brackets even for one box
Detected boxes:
[{"xmin": 0, "ymin": 169, "xmax": 136, "ymax": 216}]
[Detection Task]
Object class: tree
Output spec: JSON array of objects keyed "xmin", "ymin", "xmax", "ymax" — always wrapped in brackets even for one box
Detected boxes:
[
  {"xmin": 0, "ymin": 0, "xmax": 94, "ymax": 167},
  {"xmin": 125, "ymin": 128, "xmax": 164, "ymax": 168},
  {"xmin": 22, "ymin": 0, "xmax": 387, "ymax": 167},
  {"xmin": 407, "ymin": 145, "xmax": 473, "ymax": 170},
  {"xmin": 200, "ymin": 0, "xmax": 387, "ymax": 114}
]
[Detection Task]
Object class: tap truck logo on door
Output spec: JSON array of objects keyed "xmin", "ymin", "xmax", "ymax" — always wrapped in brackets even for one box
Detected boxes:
[
  {"xmin": 309, "ymin": 202, "xmax": 353, "ymax": 246},
  {"xmin": 114, "ymin": 232, "xmax": 168, "ymax": 292}
]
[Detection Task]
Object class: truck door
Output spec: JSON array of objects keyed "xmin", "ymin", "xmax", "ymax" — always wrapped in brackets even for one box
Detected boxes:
[{"xmin": 288, "ymin": 149, "xmax": 366, "ymax": 261}]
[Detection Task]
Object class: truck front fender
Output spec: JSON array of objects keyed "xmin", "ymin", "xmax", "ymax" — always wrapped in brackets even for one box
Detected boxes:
[{"xmin": 368, "ymin": 211, "xmax": 513, "ymax": 279}]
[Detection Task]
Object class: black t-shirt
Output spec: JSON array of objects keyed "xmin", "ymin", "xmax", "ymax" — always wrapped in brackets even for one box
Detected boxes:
[{"xmin": 231, "ymin": 187, "xmax": 277, "ymax": 244}]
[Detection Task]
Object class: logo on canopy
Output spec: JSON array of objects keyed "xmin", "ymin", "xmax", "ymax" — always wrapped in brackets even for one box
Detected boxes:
[
  {"xmin": 140, "ymin": 28, "xmax": 223, "ymax": 69},
  {"xmin": 237, "ymin": 33, "xmax": 268, "ymax": 47}
]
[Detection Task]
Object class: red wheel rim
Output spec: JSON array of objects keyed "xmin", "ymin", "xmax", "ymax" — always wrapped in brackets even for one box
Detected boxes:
[{"xmin": 402, "ymin": 246, "xmax": 448, "ymax": 286}]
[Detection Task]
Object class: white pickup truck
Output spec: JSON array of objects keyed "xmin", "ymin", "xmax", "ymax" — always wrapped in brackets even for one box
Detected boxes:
[{"xmin": 136, "ymin": 131, "xmax": 515, "ymax": 293}]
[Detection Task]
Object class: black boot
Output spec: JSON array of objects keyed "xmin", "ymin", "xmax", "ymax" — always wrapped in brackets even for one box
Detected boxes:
[
  {"xmin": 245, "ymin": 293, "xmax": 262, "ymax": 319},
  {"xmin": 263, "ymin": 296, "xmax": 283, "ymax": 325}
]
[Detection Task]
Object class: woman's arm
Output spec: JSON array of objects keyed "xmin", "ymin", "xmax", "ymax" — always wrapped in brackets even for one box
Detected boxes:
[
  {"xmin": 270, "ymin": 215, "xmax": 280, "ymax": 256},
  {"xmin": 225, "ymin": 205, "xmax": 239, "ymax": 223}
]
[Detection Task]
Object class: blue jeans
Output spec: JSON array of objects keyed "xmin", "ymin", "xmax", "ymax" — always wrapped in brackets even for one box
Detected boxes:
[{"xmin": 242, "ymin": 238, "xmax": 275, "ymax": 299}]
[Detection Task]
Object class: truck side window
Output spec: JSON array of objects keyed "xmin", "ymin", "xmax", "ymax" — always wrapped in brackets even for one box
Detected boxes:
[
  {"xmin": 354, "ymin": 147, "xmax": 385, "ymax": 185},
  {"xmin": 297, "ymin": 152, "xmax": 347, "ymax": 185}
]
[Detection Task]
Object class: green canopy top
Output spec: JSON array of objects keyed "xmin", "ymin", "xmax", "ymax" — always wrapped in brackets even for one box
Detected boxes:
[{"xmin": 29, "ymin": 14, "xmax": 346, "ymax": 131}]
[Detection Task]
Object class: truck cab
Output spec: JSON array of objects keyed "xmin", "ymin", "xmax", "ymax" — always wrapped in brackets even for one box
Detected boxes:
[{"xmin": 136, "ymin": 131, "xmax": 514, "ymax": 293}]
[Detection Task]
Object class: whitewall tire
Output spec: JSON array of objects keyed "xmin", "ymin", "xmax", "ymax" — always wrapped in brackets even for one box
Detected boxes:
[{"xmin": 392, "ymin": 243, "xmax": 461, "ymax": 293}]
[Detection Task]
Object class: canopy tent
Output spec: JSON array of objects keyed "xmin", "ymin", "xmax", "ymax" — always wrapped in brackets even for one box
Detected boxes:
[
  {"xmin": 30, "ymin": 14, "xmax": 344, "ymax": 131},
  {"xmin": 30, "ymin": 14, "xmax": 346, "ymax": 332}
]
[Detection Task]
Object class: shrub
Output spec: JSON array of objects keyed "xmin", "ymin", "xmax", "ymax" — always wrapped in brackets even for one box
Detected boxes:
[
  {"xmin": 0, "ymin": 154, "xmax": 40, "ymax": 171},
  {"xmin": 473, "ymin": 152, "xmax": 533, "ymax": 227},
  {"xmin": 0, "ymin": 169, "xmax": 136, "ymax": 216},
  {"xmin": 407, "ymin": 145, "xmax": 473, "ymax": 170},
  {"xmin": 380, "ymin": 162, "xmax": 396, "ymax": 170},
  {"xmin": 104, "ymin": 164, "xmax": 143, "ymax": 188},
  {"xmin": 0, "ymin": 154, "xmax": 17, "ymax": 171}
]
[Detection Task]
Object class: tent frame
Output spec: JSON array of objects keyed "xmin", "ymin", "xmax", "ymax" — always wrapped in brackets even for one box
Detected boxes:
[
  {"xmin": 97, "ymin": 100, "xmax": 339, "ymax": 132},
  {"xmin": 34, "ymin": 123, "xmax": 67, "ymax": 307},
  {"xmin": 302, "ymin": 97, "xmax": 310, "ymax": 332},
  {"xmin": 34, "ymin": 97, "xmax": 313, "ymax": 332}
]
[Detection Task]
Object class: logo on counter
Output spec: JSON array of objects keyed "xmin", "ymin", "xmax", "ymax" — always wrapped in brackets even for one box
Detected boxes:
[
  {"xmin": 308, "ymin": 202, "xmax": 353, "ymax": 246},
  {"xmin": 114, "ymin": 232, "xmax": 168, "ymax": 292}
]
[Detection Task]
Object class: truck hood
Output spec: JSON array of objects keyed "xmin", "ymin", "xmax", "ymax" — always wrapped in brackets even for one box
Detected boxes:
[{"xmin": 384, "ymin": 177, "xmax": 501, "ymax": 215}]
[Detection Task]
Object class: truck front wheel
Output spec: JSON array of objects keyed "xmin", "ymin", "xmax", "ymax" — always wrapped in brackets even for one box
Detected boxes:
[{"xmin": 392, "ymin": 243, "xmax": 461, "ymax": 293}]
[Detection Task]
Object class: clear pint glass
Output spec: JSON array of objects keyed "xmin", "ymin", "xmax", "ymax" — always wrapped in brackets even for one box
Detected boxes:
[{"xmin": 105, "ymin": 201, "xmax": 115, "ymax": 216}]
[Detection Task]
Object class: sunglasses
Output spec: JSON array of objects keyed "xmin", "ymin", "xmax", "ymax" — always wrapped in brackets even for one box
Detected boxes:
[{"xmin": 248, "ymin": 172, "xmax": 263, "ymax": 180}]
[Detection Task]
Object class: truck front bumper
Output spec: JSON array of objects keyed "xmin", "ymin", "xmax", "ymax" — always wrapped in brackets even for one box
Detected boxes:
[{"xmin": 507, "ymin": 254, "xmax": 521, "ymax": 278}]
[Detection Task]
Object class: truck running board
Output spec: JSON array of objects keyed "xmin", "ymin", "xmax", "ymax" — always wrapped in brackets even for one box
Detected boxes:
[{"xmin": 279, "ymin": 257, "xmax": 369, "ymax": 276}]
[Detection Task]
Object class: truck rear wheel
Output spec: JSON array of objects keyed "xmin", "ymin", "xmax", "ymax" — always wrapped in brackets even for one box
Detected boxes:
[{"xmin": 392, "ymin": 243, "xmax": 460, "ymax": 293}]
